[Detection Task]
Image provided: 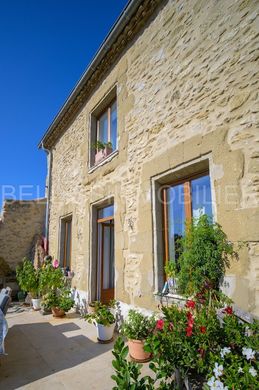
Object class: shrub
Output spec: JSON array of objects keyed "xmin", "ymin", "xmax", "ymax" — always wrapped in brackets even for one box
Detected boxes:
[
  {"xmin": 85, "ymin": 303, "xmax": 115, "ymax": 326},
  {"xmin": 177, "ymin": 214, "xmax": 238, "ymax": 295},
  {"xmin": 16, "ymin": 258, "xmax": 41, "ymax": 298}
]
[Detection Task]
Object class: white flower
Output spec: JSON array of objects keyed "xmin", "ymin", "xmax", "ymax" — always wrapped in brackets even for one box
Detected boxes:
[
  {"xmin": 207, "ymin": 376, "xmax": 228, "ymax": 389},
  {"xmin": 242, "ymin": 347, "xmax": 255, "ymax": 360},
  {"xmin": 238, "ymin": 367, "xmax": 243, "ymax": 374},
  {"xmin": 249, "ymin": 367, "xmax": 257, "ymax": 377},
  {"xmin": 213, "ymin": 362, "xmax": 224, "ymax": 378},
  {"xmin": 220, "ymin": 347, "xmax": 231, "ymax": 358}
]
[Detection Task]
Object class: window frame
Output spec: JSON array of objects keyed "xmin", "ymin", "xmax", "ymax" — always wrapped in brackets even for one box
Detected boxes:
[
  {"xmin": 60, "ymin": 215, "xmax": 72, "ymax": 269},
  {"xmin": 162, "ymin": 170, "xmax": 210, "ymax": 268},
  {"xmin": 95, "ymin": 98, "xmax": 117, "ymax": 150}
]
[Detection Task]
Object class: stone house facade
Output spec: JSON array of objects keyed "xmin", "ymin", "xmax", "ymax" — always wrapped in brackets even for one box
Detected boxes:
[{"xmin": 39, "ymin": 0, "xmax": 259, "ymax": 315}]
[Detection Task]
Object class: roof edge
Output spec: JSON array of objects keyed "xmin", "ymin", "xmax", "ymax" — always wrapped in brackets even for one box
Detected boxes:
[{"xmin": 39, "ymin": 0, "xmax": 163, "ymax": 149}]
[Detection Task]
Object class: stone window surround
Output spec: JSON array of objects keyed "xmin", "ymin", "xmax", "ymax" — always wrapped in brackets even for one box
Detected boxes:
[
  {"xmin": 151, "ymin": 153, "xmax": 217, "ymax": 294},
  {"xmin": 88, "ymin": 196, "xmax": 115, "ymax": 302},
  {"xmin": 88, "ymin": 84, "xmax": 118, "ymax": 170},
  {"xmin": 58, "ymin": 212, "xmax": 73, "ymax": 269}
]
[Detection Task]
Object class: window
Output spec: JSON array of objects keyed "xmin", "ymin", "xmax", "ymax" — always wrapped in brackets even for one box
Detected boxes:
[
  {"xmin": 90, "ymin": 88, "xmax": 118, "ymax": 167},
  {"xmin": 162, "ymin": 173, "xmax": 212, "ymax": 265},
  {"xmin": 60, "ymin": 215, "xmax": 72, "ymax": 269}
]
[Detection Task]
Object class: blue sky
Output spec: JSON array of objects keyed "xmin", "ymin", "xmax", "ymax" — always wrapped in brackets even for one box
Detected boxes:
[{"xmin": 0, "ymin": 0, "xmax": 128, "ymax": 206}]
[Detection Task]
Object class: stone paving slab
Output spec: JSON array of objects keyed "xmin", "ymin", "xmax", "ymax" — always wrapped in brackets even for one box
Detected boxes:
[{"xmin": 0, "ymin": 309, "xmax": 119, "ymax": 389}]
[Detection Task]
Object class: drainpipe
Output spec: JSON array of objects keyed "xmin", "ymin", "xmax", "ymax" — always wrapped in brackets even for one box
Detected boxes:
[{"xmin": 40, "ymin": 142, "xmax": 52, "ymax": 254}]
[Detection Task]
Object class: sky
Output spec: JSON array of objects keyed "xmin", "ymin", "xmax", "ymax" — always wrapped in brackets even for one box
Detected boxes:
[{"xmin": 0, "ymin": 0, "xmax": 128, "ymax": 206}]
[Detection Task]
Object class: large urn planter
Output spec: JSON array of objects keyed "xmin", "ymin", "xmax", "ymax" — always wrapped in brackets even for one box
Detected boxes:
[
  {"xmin": 128, "ymin": 339, "xmax": 151, "ymax": 362},
  {"xmin": 32, "ymin": 298, "xmax": 42, "ymax": 311},
  {"xmin": 52, "ymin": 307, "xmax": 65, "ymax": 317},
  {"xmin": 95, "ymin": 322, "xmax": 115, "ymax": 343}
]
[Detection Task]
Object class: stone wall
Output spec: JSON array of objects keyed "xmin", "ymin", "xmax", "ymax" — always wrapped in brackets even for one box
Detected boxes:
[
  {"xmin": 0, "ymin": 199, "xmax": 46, "ymax": 270},
  {"xmin": 47, "ymin": 0, "xmax": 259, "ymax": 315}
]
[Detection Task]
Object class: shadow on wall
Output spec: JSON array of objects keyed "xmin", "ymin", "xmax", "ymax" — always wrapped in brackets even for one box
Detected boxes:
[{"xmin": 0, "ymin": 320, "xmax": 113, "ymax": 389}]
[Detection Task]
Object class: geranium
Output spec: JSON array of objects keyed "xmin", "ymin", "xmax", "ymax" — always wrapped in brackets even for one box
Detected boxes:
[
  {"xmin": 156, "ymin": 319, "xmax": 164, "ymax": 330},
  {"xmin": 223, "ymin": 306, "xmax": 233, "ymax": 315},
  {"xmin": 186, "ymin": 325, "xmax": 193, "ymax": 337},
  {"xmin": 242, "ymin": 347, "xmax": 255, "ymax": 360},
  {"xmin": 52, "ymin": 259, "xmax": 59, "ymax": 268},
  {"xmin": 186, "ymin": 300, "xmax": 195, "ymax": 309}
]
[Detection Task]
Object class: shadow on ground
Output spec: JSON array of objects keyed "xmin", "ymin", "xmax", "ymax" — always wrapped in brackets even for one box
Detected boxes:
[{"xmin": 0, "ymin": 319, "xmax": 114, "ymax": 389}]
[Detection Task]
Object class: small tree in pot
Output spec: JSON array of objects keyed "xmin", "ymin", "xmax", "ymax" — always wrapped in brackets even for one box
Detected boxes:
[
  {"xmin": 42, "ymin": 289, "xmax": 74, "ymax": 317},
  {"xmin": 16, "ymin": 258, "xmax": 42, "ymax": 310},
  {"xmin": 85, "ymin": 302, "xmax": 116, "ymax": 343},
  {"xmin": 121, "ymin": 309, "xmax": 156, "ymax": 362}
]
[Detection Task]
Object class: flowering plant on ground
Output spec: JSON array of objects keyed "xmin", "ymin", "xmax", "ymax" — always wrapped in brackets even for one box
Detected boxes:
[
  {"xmin": 120, "ymin": 309, "xmax": 156, "ymax": 340},
  {"xmin": 84, "ymin": 302, "xmax": 115, "ymax": 326},
  {"xmin": 42, "ymin": 288, "xmax": 74, "ymax": 312}
]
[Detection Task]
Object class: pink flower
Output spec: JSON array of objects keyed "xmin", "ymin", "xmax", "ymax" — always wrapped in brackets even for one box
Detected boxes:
[
  {"xmin": 186, "ymin": 300, "xmax": 196, "ymax": 309},
  {"xmin": 168, "ymin": 322, "xmax": 174, "ymax": 331},
  {"xmin": 156, "ymin": 319, "xmax": 164, "ymax": 330},
  {"xmin": 52, "ymin": 259, "xmax": 59, "ymax": 268}
]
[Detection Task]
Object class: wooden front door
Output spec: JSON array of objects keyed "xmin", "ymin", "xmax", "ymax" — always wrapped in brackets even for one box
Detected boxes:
[{"xmin": 97, "ymin": 206, "xmax": 115, "ymax": 304}]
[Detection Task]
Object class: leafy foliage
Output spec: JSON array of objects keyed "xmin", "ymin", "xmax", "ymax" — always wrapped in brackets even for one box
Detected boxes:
[
  {"xmin": 111, "ymin": 337, "xmax": 155, "ymax": 390},
  {"xmin": 39, "ymin": 260, "xmax": 64, "ymax": 293},
  {"xmin": 85, "ymin": 302, "xmax": 115, "ymax": 326},
  {"xmin": 121, "ymin": 310, "xmax": 156, "ymax": 340},
  {"xmin": 16, "ymin": 258, "xmax": 41, "ymax": 298},
  {"xmin": 42, "ymin": 289, "xmax": 74, "ymax": 312},
  {"xmin": 92, "ymin": 140, "xmax": 113, "ymax": 151},
  {"xmin": 177, "ymin": 215, "xmax": 238, "ymax": 295}
]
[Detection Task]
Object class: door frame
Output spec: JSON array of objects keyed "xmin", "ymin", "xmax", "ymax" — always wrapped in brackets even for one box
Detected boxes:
[{"xmin": 98, "ymin": 217, "xmax": 114, "ymax": 303}]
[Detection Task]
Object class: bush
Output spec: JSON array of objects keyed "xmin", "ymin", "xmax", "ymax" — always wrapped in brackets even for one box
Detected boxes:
[
  {"xmin": 85, "ymin": 302, "xmax": 115, "ymax": 326},
  {"xmin": 177, "ymin": 215, "xmax": 238, "ymax": 295},
  {"xmin": 16, "ymin": 258, "xmax": 41, "ymax": 298}
]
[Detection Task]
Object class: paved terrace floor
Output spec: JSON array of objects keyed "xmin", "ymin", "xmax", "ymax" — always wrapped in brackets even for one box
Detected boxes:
[{"xmin": 0, "ymin": 306, "xmax": 121, "ymax": 390}]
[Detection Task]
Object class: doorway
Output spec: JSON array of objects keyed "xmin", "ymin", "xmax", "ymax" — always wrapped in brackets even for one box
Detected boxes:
[{"xmin": 96, "ymin": 204, "xmax": 114, "ymax": 303}]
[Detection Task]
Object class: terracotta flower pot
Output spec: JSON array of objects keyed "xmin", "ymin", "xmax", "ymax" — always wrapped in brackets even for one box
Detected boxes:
[
  {"xmin": 52, "ymin": 307, "xmax": 65, "ymax": 317},
  {"xmin": 128, "ymin": 339, "xmax": 151, "ymax": 362}
]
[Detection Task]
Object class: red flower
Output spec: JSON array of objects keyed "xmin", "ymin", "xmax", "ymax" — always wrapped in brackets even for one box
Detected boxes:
[
  {"xmin": 223, "ymin": 306, "xmax": 233, "ymax": 315},
  {"xmin": 156, "ymin": 319, "xmax": 164, "ymax": 330},
  {"xmin": 186, "ymin": 300, "xmax": 196, "ymax": 309},
  {"xmin": 200, "ymin": 326, "xmax": 206, "ymax": 334},
  {"xmin": 186, "ymin": 326, "xmax": 193, "ymax": 337}
]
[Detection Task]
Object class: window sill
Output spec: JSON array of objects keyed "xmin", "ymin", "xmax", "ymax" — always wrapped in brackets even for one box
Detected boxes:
[
  {"xmin": 88, "ymin": 150, "xmax": 119, "ymax": 174},
  {"xmin": 154, "ymin": 291, "xmax": 187, "ymax": 306}
]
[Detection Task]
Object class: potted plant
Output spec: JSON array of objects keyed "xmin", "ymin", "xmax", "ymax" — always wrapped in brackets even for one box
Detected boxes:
[
  {"xmin": 121, "ymin": 309, "xmax": 155, "ymax": 362},
  {"xmin": 16, "ymin": 258, "xmax": 42, "ymax": 310},
  {"xmin": 87, "ymin": 300, "xmax": 101, "ymax": 314},
  {"xmin": 164, "ymin": 260, "xmax": 178, "ymax": 294},
  {"xmin": 92, "ymin": 140, "xmax": 113, "ymax": 164},
  {"xmin": 42, "ymin": 289, "xmax": 74, "ymax": 317},
  {"xmin": 85, "ymin": 302, "xmax": 116, "ymax": 342}
]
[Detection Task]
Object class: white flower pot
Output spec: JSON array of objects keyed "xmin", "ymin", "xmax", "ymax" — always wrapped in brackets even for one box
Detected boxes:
[
  {"xmin": 95, "ymin": 322, "xmax": 115, "ymax": 342},
  {"xmin": 32, "ymin": 298, "xmax": 42, "ymax": 311}
]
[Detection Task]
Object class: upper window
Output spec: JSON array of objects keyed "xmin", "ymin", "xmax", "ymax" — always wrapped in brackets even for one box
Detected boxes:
[
  {"xmin": 90, "ymin": 88, "xmax": 118, "ymax": 167},
  {"xmin": 60, "ymin": 215, "xmax": 72, "ymax": 269},
  {"xmin": 162, "ymin": 173, "xmax": 212, "ymax": 264}
]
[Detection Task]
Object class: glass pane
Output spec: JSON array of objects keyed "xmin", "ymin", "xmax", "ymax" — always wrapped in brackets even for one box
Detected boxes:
[
  {"xmin": 102, "ymin": 224, "xmax": 114, "ymax": 290},
  {"xmin": 98, "ymin": 205, "xmax": 114, "ymax": 219},
  {"xmin": 110, "ymin": 101, "xmax": 117, "ymax": 150},
  {"xmin": 65, "ymin": 221, "xmax": 71, "ymax": 268},
  {"xmin": 166, "ymin": 184, "xmax": 185, "ymax": 262},
  {"xmin": 98, "ymin": 110, "xmax": 108, "ymax": 144},
  {"xmin": 191, "ymin": 175, "xmax": 212, "ymax": 220}
]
